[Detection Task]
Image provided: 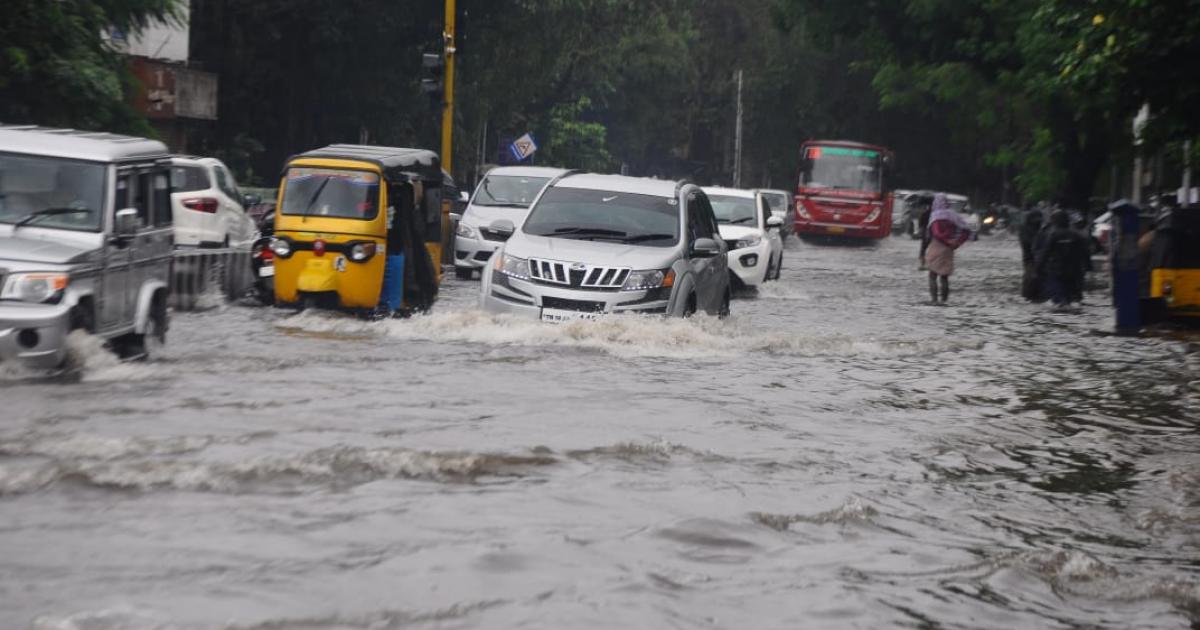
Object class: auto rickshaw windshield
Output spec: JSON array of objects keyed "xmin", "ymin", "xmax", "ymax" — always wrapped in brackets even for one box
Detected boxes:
[{"xmin": 281, "ymin": 167, "xmax": 381, "ymax": 220}]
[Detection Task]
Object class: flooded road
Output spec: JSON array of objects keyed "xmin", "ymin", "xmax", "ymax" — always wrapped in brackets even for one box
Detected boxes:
[{"xmin": 2, "ymin": 235, "xmax": 1198, "ymax": 629}]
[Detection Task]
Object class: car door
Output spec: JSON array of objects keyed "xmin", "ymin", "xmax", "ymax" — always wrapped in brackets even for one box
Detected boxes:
[
  {"xmin": 130, "ymin": 167, "xmax": 174, "ymax": 312},
  {"xmin": 102, "ymin": 171, "xmax": 138, "ymax": 331},
  {"xmin": 685, "ymin": 191, "xmax": 722, "ymax": 310},
  {"xmin": 760, "ymin": 194, "xmax": 782, "ymax": 263}
]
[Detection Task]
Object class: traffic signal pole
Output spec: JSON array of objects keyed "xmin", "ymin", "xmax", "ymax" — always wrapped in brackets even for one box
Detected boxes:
[{"xmin": 441, "ymin": 0, "xmax": 456, "ymax": 174}]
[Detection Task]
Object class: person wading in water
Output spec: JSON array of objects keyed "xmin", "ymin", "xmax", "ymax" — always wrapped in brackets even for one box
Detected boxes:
[{"xmin": 924, "ymin": 193, "xmax": 974, "ymax": 304}]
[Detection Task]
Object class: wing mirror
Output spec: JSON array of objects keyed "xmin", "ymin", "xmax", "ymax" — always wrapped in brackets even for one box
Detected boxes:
[
  {"xmin": 114, "ymin": 208, "xmax": 141, "ymax": 237},
  {"xmin": 449, "ymin": 212, "xmax": 463, "ymax": 223},
  {"xmin": 242, "ymin": 193, "xmax": 262, "ymax": 208},
  {"xmin": 488, "ymin": 218, "xmax": 516, "ymax": 241},
  {"xmin": 766, "ymin": 215, "xmax": 784, "ymax": 230},
  {"xmin": 691, "ymin": 237, "xmax": 721, "ymax": 258}
]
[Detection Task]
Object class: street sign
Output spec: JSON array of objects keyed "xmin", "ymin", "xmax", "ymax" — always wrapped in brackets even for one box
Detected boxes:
[{"xmin": 509, "ymin": 133, "xmax": 537, "ymax": 162}]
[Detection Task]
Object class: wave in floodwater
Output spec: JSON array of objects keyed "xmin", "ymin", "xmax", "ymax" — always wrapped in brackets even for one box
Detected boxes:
[
  {"xmin": 0, "ymin": 434, "xmax": 746, "ymax": 496},
  {"xmin": 275, "ymin": 310, "xmax": 981, "ymax": 360},
  {"xmin": 752, "ymin": 496, "xmax": 880, "ymax": 531}
]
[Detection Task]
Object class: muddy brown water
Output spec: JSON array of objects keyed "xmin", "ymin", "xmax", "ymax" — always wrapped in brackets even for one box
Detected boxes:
[{"xmin": 1, "ymin": 234, "xmax": 1197, "ymax": 629}]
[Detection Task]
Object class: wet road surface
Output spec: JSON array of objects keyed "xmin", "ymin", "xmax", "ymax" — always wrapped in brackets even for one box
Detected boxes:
[{"xmin": 1, "ymin": 234, "xmax": 1198, "ymax": 629}]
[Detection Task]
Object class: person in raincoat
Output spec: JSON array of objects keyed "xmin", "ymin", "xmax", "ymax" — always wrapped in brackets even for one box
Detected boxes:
[
  {"xmin": 924, "ymin": 193, "xmax": 974, "ymax": 304},
  {"xmin": 1034, "ymin": 209, "xmax": 1090, "ymax": 309},
  {"xmin": 1018, "ymin": 207, "xmax": 1045, "ymax": 301}
]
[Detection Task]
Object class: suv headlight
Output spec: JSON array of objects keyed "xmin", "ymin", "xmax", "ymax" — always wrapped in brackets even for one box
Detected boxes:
[
  {"xmin": 622, "ymin": 268, "xmax": 675, "ymax": 291},
  {"xmin": 455, "ymin": 222, "xmax": 477, "ymax": 238},
  {"xmin": 1, "ymin": 272, "xmax": 69, "ymax": 303},
  {"xmin": 734, "ymin": 235, "xmax": 762, "ymax": 250},
  {"xmin": 494, "ymin": 253, "xmax": 530, "ymax": 279}
]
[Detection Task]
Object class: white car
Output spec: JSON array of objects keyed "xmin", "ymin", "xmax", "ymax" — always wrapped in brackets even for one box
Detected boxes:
[
  {"xmin": 453, "ymin": 166, "xmax": 568, "ymax": 279},
  {"xmin": 168, "ymin": 156, "xmax": 254, "ymax": 248},
  {"xmin": 703, "ymin": 187, "xmax": 784, "ymax": 289}
]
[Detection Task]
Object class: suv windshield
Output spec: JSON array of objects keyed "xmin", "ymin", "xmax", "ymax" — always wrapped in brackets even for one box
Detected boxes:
[
  {"xmin": 280, "ymin": 167, "xmax": 380, "ymax": 220},
  {"xmin": 708, "ymin": 195, "xmax": 757, "ymax": 225},
  {"xmin": 523, "ymin": 187, "xmax": 680, "ymax": 247},
  {"xmin": 801, "ymin": 146, "xmax": 882, "ymax": 193},
  {"xmin": 473, "ymin": 174, "xmax": 550, "ymax": 208},
  {"xmin": 0, "ymin": 154, "xmax": 106, "ymax": 231}
]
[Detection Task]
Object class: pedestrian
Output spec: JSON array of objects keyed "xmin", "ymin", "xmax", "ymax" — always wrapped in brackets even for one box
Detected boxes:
[
  {"xmin": 924, "ymin": 193, "xmax": 974, "ymax": 304},
  {"xmin": 1034, "ymin": 209, "xmax": 1090, "ymax": 310},
  {"xmin": 1019, "ymin": 207, "xmax": 1044, "ymax": 301},
  {"xmin": 916, "ymin": 195, "xmax": 933, "ymax": 270}
]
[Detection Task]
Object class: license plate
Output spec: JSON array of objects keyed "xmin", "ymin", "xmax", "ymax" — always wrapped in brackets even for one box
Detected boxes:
[
  {"xmin": 826, "ymin": 226, "xmax": 846, "ymax": 234},
  {"xmin": 541, "ymin": 308, "xmax": 602, "ymax": 323},
  {"xmin": 258, "ymin": 265, "xmax": 275, "ymax": 277}
]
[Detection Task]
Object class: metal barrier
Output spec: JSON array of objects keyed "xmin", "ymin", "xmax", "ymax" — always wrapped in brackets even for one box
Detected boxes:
[{"xmin": 170, "ymin": 247, "xmax": 256, "ymax": 311}]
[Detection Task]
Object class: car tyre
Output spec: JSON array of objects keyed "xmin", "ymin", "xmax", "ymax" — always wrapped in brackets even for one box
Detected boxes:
[
  {"xmin": 718, "ymin": 290, "xmax": 731, "ymax": 319},
  {"xmin": 113, "ymin": 295, "xmax": 167, "ymax": 360}
]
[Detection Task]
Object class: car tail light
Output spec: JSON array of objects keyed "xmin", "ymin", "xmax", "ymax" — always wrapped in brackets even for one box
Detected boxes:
[
  {"xmin": 261, "ymin": 248, "xmax": 274, "ymax": 261},
  {"xmin": 182, "ymin": 198, "xmax": 219, "ymax": 213},
  {"xmin": 313, "ymin": 239, "xmax": 326, "ymax": 257}
]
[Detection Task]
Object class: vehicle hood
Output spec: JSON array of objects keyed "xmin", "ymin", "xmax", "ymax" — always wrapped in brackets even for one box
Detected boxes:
[
  {"xmin": 462, "ymin": 203, "xmax": 533, "ymax": 228},
  {"xmin": 0, "ymin": 234, "xmax": 95, "ymax": 265},
  {"xmin": 506, "ymin": 233, "xmax": 678, "ymax": 270},
  {"xmin": 717, "ymin": 225, "xmax": 762, "ymax": 240}
]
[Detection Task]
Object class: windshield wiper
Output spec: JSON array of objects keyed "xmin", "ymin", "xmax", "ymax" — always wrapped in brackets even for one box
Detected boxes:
[
  {"xmin": 300, "ymin": 178, "xmax": 331, "ymax": 222},
  {"xmin": 473, "ymin": 202, "xmax": 527, "ymax": 208},
  {"xmin": 623, "ymin": 233, "xmax": 676, "ymax": 243},
  {"xmin": 727, "ymin": 217, "xmax": 755, "ymax": 225},
  {"xmin": 11, "ymin": 207, "xmax": 92, "ymax": 229}
]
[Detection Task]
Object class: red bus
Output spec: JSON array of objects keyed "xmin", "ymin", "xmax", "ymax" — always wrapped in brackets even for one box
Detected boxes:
[{"xmin": 794, "ymin": 140, "xmax": 894, "ymax": 239}]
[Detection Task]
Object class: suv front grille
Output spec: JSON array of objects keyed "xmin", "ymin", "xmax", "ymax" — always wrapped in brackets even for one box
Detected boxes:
[
  {"xmin": 528, "ymin": 258, "xmax": 630, "ymax": 290},
  {"xmin": 541, "ymin": 296, "xmax": 606, "ymax": 313}
]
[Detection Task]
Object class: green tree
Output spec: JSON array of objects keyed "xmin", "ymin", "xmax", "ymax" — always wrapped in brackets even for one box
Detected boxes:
[{"xmin": 0, "ymin": 0, "xmax": 184, "ymax": 133}]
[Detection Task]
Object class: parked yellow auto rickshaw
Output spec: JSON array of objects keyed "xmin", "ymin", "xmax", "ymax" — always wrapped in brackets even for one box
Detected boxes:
[
  {"xmin": 1147, "ymin": 208, "xmax": 1200, "ymax": 320},
  {"xmin": 270, "ymin": 145, "xmax": 443, "ymax": 315}
]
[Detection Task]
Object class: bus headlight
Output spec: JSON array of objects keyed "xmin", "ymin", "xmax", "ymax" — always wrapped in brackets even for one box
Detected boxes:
[{"xmin": 864, "ymin": 207, "xmax": 881, "ymax": 223}]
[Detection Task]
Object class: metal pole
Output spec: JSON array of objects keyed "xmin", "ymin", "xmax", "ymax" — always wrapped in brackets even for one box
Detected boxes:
[
  {"xmin": 441, "ymin": 0, "xmax": 456, "ymax": 174},
  {"xmin": 1183, "ymin": 139, "xmax": 1193, "ymax": 206},
  {"xmin": 733, "ymin": 69, "xmax": 744, "ymax": 188}
]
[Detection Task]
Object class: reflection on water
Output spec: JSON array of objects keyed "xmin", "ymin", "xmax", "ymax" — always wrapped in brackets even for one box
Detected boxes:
[{"xmin": 2, "ymin": 236, "xmax": 1197, "ymax": 629}]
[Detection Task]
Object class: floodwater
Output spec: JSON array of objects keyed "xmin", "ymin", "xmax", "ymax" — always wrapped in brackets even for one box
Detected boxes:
[{"xmin": 1, "ymin": 235, "xmax": 1197, "ymax": 629}]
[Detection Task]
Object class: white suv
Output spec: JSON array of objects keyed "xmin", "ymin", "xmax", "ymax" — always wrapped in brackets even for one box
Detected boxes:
[
  {"xmin": 168, "ymin": 156, "xmax": 254, "ymax": 248},
  {"xmin": 453, "ymin": 166, "xmax": 568, "ymax": 279},
  {"xmin": 703, "ymin": 187, "xmax": 784, "ymax": 289}
]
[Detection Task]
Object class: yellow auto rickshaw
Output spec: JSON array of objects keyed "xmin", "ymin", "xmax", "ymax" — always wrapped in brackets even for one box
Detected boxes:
[
  {"xmin": 270, "ymin": 144, "xmax": 443, "ymax": 315},
  {"xmin": 1147, "ymin": 208, "xmax": 1200, "ymax": 320}
]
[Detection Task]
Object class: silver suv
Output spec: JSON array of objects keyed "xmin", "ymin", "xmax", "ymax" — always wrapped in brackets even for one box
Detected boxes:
[
  {"xmin": 479, "ymin": 173, "xmax": 730, "ymax": 321},
  {"xmin": 453, "ymin": 166, "xmax": 567, "ymax": 279},
  {"xmin": 0, "ymin": 125, "xmax": 174, "ymax": 369}
]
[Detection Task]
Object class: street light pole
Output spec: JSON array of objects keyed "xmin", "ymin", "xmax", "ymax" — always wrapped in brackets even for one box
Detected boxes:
[{"xmin": 733, "ymin": 69, "xmax": 744, "ymax": 188}]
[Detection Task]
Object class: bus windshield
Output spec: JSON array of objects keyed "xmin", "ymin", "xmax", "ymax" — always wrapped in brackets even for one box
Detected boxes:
[{"xmin": 800, "ymin": 146, "xmax": 882, "ymax": 194}]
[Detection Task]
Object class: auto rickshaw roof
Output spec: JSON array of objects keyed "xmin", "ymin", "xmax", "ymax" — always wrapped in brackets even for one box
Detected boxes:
[{"xmin": 293, "ymin": 144, "xmax": 442, "ymax": 182}]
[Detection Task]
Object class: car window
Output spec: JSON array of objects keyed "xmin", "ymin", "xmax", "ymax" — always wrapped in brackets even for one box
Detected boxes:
[
  {"xmin": 116, "ymin": 170, "xmax": 156, "ymax": 228},
  {"xmin": 686, "ymin": 193, "xmax": 715, "ymax": 244},
  {"xmin": 472, "ymin": 175, "xmax": 551, "ymax": 208},
  {"xmin": 214, "ymin": 166, "xmax": 240, "ymax": 201},
  {"xmin": 0, "ymin": 153, "xmax": 105, "ymax": 231},
  {"xmin": 153, "ymin": 170, "xmax": 172, "ymax": 226},
  {"xmin": 759, "ymin": 196, "xmax": 772, "ymax": 226},
  {"xmin": 523, "ymin": 187, "xmax": 680, "ymax": 246},
  {"xmin": 708, "ymin": 194, "xmax": 757, "ymax": 226},
  {"xmin": 171, "ymin": 165, "xmax": 209, "ymax": 193}
]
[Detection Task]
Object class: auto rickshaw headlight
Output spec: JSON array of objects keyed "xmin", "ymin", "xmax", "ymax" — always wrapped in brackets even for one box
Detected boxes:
[
  {"xmin": 269, "ymin": 238, "xmax": 293, "ymax": 258},
  {"xmin": 348, "ymin": 241, "xmax": 378, "ymax": 263}
]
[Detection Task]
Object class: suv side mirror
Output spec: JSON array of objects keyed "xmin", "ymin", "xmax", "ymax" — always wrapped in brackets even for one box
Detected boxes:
[
  {"xmin": 691, "ymin": 237, "xmax": 721, "ymax": 258},
  {"xmin": 459, "ymin": 191, "xmax": 470, "ymax": 204},
  {"xmin": 488, "ymin": 218, "xmax": 515, "ymax": 241},
  {"xmin": 766, "ymin": 215, "xmax": 784, "ymax": 230},
  {"xmin": 115, "ymin": 208, "xmax": 141, "ymax": 236},
  {"xmin": 243, "ymin": 193, "xmax": 262, "ymax": 208}
]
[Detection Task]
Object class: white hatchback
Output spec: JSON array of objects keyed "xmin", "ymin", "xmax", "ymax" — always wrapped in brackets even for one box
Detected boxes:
[
  {"xmin": 169, "ymin": 156, "xmax": 254, "ymax": 248},
  {"xmin": 704, "ymin": 187, "xmax": 784, "ymax": 289}
]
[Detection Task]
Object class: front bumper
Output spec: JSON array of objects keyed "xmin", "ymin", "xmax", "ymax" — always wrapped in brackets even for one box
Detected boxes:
[
  {"xmin": 727, "ymin": 241, "xmax": 772, "ymax": 287},
  {"xmin": 454, "ymin": 232, "xmax": 504, "ymax": 269},
  {"xmin": 0, "ymin": 301, "xmax": 71, "ymax": 370},
  {"xmin": 795, "ymin": 220, "xmax": 887, "ymax": 239},
  {"xmin": 481, "ymin": 271, "xmax": 671, "ymax": 320}
]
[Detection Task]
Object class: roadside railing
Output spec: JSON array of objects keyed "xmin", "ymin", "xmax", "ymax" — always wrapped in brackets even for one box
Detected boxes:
[{"xmin": 170, "ymin": 247, "xmax": 255, "ymax": 311}]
